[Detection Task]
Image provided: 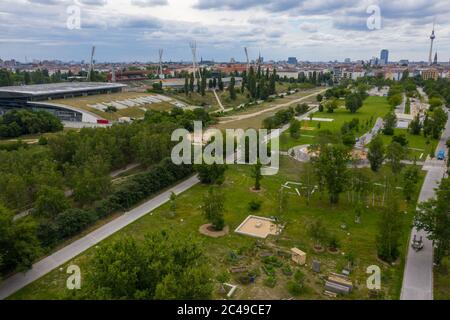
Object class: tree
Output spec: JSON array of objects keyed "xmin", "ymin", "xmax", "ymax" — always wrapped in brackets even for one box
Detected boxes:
[
  {"xmin": 73, "ymin": 156, "xmax": 111, "ymax": 205},
  {"xmin": 376, "ymin": 196, "xmax": 403, "ymax": 262},
  {"xmin": 189, "ymin": 73, "xmax": 194, "ymax": 92},
  {"xmin": 184, "ymin": 75, "xmax": 189, "ymax": 95},
  {"xmin": 383, "ymin": 112, "xmax": 397, "ymax": 136},
  {"xmin": 83, "ymin": 232, "xmax": 212, "ymax": 299},
  {"xmin": 251, "ymin": 160, "xmax": 263, "ymax": 191},
  {"xmin": 308, "ymin": 219, "xmax": 328, "ymax": 249},
  {"xmin": 431, "ymin": 107, "xmax": 448, "ymax": 139},
  {"xmin": 325, "ymin": 99, "xmax": 338, "ymax": 113},
  {"xmin": 415, "ymin": 177, "xmax": 450, "ymax": 264},
  {"xmin": 0, "ymin": 204, "xmax": 40, "ymax": 274},
  {"xmin": 345, "ymin": 93, "xmax": 363, "ymax": 113},
  {"xmin": 312, "ymin": 144, "xmax": 350, "ymax": 204},
  {"xmin": 196, "ymin": 163, "xmax": 227, "ymax": 185},
  {"xmin": 392, "ymin": 134, "xmax": 409, "ymax": 147},
  {"xmin": 402, "ymin": 165, "xmax": 420, "ymax": 201},
  {"xmin": 289, "ymin": 119, "xmax": 301, "ymax": 139},
  {"xmin": 169, "ymin": 192, "xmax": 177, "ymax": 216},
  {"xmin": 386, "ymin": 141, "xmax": 407, "ymax": 173},
  {"xmin": 218, "ymin": 74, "xmax": 224, "ymax": 91},
  {"xmin": 228, "ymin": 76, "xmax": 237, "ymax": 100},
  {"xmin": 409, "ymin": 115, "xmax": 422, "ymax": 135},
  {"xmin": 368, "ymin": 135, "xmax": 385, "ymax": 172},
  {"xmin": 202, "ymin": 187, "xmax": 225, "ymax": 231},
  {"xmin": 429, "ymin": 97, "xmax": 443, "ymax": 110},
  {"xmin": 316, "ymin": 94, "xmax": 323, "ymax": 102},
  {"xmin": 34, "ymin": 186, "xmax": 70, "ymax": 218}
]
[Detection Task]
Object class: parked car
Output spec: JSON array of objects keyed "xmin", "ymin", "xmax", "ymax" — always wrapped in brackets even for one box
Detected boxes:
[{"xmin": 437, "ymin": 149, "xmax": 446, "ymax": 160}]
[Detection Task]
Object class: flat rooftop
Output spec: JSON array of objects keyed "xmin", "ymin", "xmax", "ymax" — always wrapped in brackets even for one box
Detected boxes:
[{"xmin": 0, "ymin": 82, "xmax": 127, "ymax": 96}]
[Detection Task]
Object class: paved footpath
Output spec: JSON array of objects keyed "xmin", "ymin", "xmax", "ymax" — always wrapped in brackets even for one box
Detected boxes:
[
  {"xmin": 400, "ymin": 109, "xmax": 449, "ymax": 300},
  {"xmin": 0, "ymin": 176, "xmax": 200, "ymax": 300}
]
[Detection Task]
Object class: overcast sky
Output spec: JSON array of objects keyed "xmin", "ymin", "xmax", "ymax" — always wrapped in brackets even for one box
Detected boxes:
[{"xmin": 0, "ymin": 0, "xmax": 449, "ymax": 63}]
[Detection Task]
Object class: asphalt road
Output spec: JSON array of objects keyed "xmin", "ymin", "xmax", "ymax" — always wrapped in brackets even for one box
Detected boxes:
[
  {"xmin": 400, "ymin": 109, "xmax": 449, "ymax": 300},
  {"xmin": 0, "ymin": 175, "xmax": 200, "ymax": 300}
]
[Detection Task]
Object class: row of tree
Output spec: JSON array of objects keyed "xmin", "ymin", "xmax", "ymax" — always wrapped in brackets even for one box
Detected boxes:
[
  {"xmin": 0, "ymin": 109, "xmax": 63, "ymax": 138},
  {"xmin": 0, "ymin": 68, "xmax": 106, "ymax": 87},
  {"xmin": 0, "ymin": 107, "xmax": 213, "ymax": 275}
]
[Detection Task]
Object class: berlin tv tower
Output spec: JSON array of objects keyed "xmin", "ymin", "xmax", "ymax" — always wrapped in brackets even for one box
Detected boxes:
[{"xmin": 428, "ymin": 21, "xmax": 436, "ymax": 65}]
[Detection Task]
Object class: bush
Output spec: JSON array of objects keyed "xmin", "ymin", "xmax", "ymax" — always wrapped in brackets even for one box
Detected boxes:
[
  {"xmin": 294, "ymin": 269, "xmax": 305, "ymax": 283},
  {"xmin": 281, "ymin": 264, "xmax": 293, "ymax": 276},
  {"xmin": 263, "ymin": 275, "xmax": 277, "ymax": 288},
  {"xmin": 248, "ymin": 199, "xmax": 262, "ymax": 211},
  {"xmin": 287, "ymin": 280, "xmax": 303, "ymax": 296},
  {"xmin": 55, "ymin": 209, "xmax": 96, "ymax": 239},
  {"xmin": 327, "ymin": 234, "xmax": 340, "ymax": 251}
]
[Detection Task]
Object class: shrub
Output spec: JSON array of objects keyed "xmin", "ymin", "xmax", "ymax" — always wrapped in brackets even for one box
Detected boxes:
[
  {"xmin": 248, "ymin": 199, "xmax": 262, "ymax": 211},
  {"xmin": 287, "ymin": 280, "xmax": 303, "ymax": 296},
  {"xmin": 327, "ymin": 234, "xmax": 340, "ymax": 251},
  {"xmin": 263, "ymin": 275, "xmax": 277, "ymax": 288}
]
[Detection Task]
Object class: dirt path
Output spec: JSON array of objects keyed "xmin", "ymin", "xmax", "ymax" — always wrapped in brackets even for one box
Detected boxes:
[{"xmin": 219, "ymin": 89, "xmax": 326, "ymax": 125}]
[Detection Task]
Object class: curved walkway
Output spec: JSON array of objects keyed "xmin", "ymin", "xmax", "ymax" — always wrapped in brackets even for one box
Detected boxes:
[{"xmin": 0, "ymin": 176, "xmax": 200, "ymax": 300}]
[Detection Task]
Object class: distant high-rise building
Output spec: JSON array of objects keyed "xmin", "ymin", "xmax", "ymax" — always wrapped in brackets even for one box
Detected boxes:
[
  {"xmin": 428, "ymin": 22, "xmax": 436, "ymax": 65},
  {"xmin": 344, "ymin": 58, "xmax": 351, "ymax": 63},
  {"xmin": 380, "ymin": 49, "xmax": 389, "ymax": 65},
  {"xmin": 370, "ymin": 57, "xmax": 379, "ymax": 66},
  {"xmin": 287, "ymin": 57, "xmax": 298, "ymax": 64}
]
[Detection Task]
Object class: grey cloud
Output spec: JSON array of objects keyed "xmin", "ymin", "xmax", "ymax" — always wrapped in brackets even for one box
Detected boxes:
[
  {"xmin": 131, "ymin": 0, "xmax": 169, "ymax": 7},
  {"xmin": 78, "ymin": 0, "xmax": 108, "ymax": 6}
]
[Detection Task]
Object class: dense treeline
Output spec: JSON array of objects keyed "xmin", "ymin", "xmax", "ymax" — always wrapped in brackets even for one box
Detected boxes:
[
  {"xmin": 38, "ymin": 158, "xmax": 194, "ymax": 248},
  {"xmin": 0, "ymin": 107, "xmax": 211, "ymax": 276},
  {"xmin": 0, "ymin": 68, "xmax": 106, "ymax": 87},
  {"xmin": 241, "ymin": 66, "xmax": 277, "ymax": 101},
  {"xmin": 0, "ymin": 109, "xmax": 63, "ymax": 138}
]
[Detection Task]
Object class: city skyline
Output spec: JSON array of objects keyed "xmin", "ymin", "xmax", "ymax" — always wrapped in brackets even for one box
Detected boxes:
[{"xmin": 0, "ymin": 0, "xmax": 449, "ymax": 63}]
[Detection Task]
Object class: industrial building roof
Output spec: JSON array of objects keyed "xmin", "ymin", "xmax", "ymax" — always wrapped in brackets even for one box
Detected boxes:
[{"xmin": 0, "ymin": 82, "xmax": 127, "ymax": 96}]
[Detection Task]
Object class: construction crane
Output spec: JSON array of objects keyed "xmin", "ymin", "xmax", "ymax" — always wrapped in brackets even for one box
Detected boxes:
[{"xmin": 87, "ymin": 45, "xmax": 96, "ymax": 81}]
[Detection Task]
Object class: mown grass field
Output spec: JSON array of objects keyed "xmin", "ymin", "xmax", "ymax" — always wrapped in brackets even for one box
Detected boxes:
[{"xmin": 10, "ymin": 157, "xmax": 424, "ymax": 300}]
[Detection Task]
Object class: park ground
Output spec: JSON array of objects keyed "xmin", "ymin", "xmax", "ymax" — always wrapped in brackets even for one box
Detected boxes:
[
  {"xmin": 10, "ymin": 156, "xmax": 425, "ymax": 300},
  {"xmin": 278, "ymin": 96, "xmax": 439, "ymax": 159}
]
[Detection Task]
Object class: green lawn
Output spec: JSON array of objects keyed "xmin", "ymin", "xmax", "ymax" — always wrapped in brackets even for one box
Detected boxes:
[
  {"xmin": 9, "ymin": 157, "xmax": 423, "ymax": 300},
  {"xmin": 310, "ymin": 96, "xmax": 391, "ymax": 136},
  {"xmin": 275, "ymin": 97, "xmax": 392, "ymax": 151},
  {"xmin": 379, "ymin": 129, "xmax": 438, "ymax": 161},
  {"xmin": 279, "ymin": 131, "xmax": 316, "ymax": 151}
]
